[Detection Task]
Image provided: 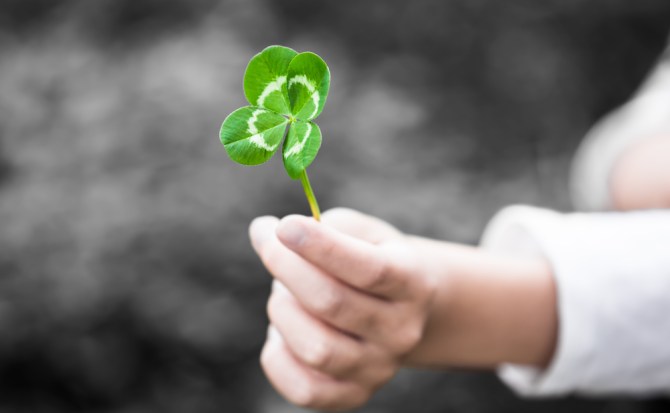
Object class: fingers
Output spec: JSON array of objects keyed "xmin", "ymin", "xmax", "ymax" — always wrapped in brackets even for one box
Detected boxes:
[
  {"xmin": 269, "ymin": 281, "xmax": 363, "ymax": 376},
  {"xmin": 249, "ymin": 215, "xmax": 280, "ymax": 252},
  {"xmin": 250, "ymin": 216, "xmax": 390, "ymax": 337},
  {"xmin": 268, "ymin": 281, "xmax": 363, "ymax": 377},
  {"xmin": 276, "ymin": 215, "xmax": 414, "ymax": 299},
  {"xmin": 261, "ymin": 326, "xmax": 370, "ymax": 411},
  {"xmin": 252, "ymin": 212, "xmax": 413, "ymax": 410},
  {"xmin": 268, "ymin": 281, "xmax": 397, "ymax": 384},
  {"xmin": 321, "ymin": 208, "xmax": 403, "ymax": 244}
]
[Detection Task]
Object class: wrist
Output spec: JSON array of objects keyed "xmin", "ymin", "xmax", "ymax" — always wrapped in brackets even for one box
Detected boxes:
[
  {"xmin": 611, "ymin": 134, "xmax": 670, "ymax": 210},
  {"xmin": 403, "ymin": 237, "xmax": 558, "ymax": 369}
]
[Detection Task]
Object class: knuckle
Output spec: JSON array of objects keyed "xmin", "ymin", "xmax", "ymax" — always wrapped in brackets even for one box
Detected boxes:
[
  {"xmin": 290, "ymin": 379, "xmax": 320, "ymax": 408},
  {"xmin": 312, "ymin": 286, "xmax": 345, "ymax": 319},
  {"xmin": 302, "ymin": 337, "xmax": 333, "ymax": 369},
  {"xmin": 395, "ymin": 324, "xmax": 423, "ymax": 354}
]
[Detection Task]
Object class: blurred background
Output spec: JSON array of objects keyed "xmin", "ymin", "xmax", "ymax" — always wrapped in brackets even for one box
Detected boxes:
[{"xmin": 0, "ymin": 0, "xmax": 669, "ymax": 411}]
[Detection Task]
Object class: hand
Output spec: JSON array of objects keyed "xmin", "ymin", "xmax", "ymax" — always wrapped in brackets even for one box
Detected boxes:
[{"xmin": 250, "ymin": 208, "xmax": 437, "ymax": 411}]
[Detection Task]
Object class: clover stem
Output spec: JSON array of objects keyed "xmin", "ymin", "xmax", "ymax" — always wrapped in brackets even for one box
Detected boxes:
[{"xmin": 299, "ymin": 170, "xmax": 321, "ymax": 221}]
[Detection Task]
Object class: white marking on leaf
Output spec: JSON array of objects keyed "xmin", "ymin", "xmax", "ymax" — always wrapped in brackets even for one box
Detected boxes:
[
  {"xmin": 257, "ymin": 76, "xmax": 287, "ymax": 108},
  {"xmin": 249, "ymin": 133, "xmax": 280, "ymax": 151},
  {"xmin": 247, "ymin": 109, "xmax": 262, "ymax": 135},
  {"xmin": 246, "ymin": 109, "xmax": 280, "ymax": 151},
  {"xmin": 289, "ymin": 75, "xmax": 319, "ymax": 119},
  {"xmin": 285, "ymin": 123, "xmax": 312, "ymax": 157}
]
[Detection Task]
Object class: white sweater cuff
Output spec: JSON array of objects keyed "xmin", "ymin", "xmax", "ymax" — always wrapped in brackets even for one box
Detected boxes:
[{"xmin": 481, "ymin": 205, "xmax": 670, "ymax": 396}]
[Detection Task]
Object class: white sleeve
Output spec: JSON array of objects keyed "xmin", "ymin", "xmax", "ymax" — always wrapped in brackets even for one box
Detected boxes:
[
  {"xmin": 570, "ymin": 44, "xmax": 670, "ymax": 211},
  {"xmin": 480, "ymin": 205, "xmax": 670, "ymax": 396}
]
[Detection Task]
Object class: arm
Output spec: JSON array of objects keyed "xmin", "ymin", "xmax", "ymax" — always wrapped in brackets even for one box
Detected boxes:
[
  {"xmin": 250, "ymin": 208, "xmax": 557, "ymax": 411},
  {"xmin": 405, "ymin": 237, "xmax": 557, "ymax": 369},
  {"xmin": 571, "ymin": 47, "xmax": 670, "ymax": 212},
  {"xmin": 610, "ymin": 134, "xmax": 670, "ymax": 210}
]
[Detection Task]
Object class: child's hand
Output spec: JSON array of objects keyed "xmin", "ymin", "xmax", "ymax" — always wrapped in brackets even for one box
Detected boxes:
[{"xmin": 250, "ymin": 208, "xmax": 437, "ymax": 411}]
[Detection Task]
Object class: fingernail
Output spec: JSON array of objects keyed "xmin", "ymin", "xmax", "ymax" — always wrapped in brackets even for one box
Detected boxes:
[{"xmin": 277, "ymin": 217, "xmax": 306, "ymax": 248}]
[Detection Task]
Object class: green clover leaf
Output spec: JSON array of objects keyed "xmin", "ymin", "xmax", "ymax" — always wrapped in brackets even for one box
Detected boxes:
[
  {"xmin": 283, "ymin": 119, "xmax": 322, "ymax": 179},
  {"xmin": 219, "ymin": 45, "xmax": 330, "ymax": 220},
  {"xmin": 243, "ymin": 45, "xmax": 296, "ymax": 116},
  {"xmin": 220, "ymin": 106, "xmax": 288, "ymax": 165},
  {"xmin": 286, "ymin": 52, "xmax": 330, "ymax": 121}
]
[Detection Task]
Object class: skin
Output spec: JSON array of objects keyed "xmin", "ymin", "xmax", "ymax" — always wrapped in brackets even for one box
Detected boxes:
[
  {"xmin": 250, "ymin": 134, "xmax": 669, "ymax": 411},
  {"xmin": 611, "ymin": 135, "xmax": 670, "ymax": 210},
  {"xmin": 250, "ymin": 209, "xmax": 555, "ymax": 411}
]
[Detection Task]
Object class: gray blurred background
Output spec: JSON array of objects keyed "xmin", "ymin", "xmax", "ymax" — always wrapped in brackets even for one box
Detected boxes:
[{"xmin": 0, "ymin": 0, "xmax": 669, "ymax": 412}]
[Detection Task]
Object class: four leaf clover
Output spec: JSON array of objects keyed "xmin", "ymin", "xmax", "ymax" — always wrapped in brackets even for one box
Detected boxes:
[{"xmin": 219, "ymin": 45, "xmax": 330, "ymax": 220}]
